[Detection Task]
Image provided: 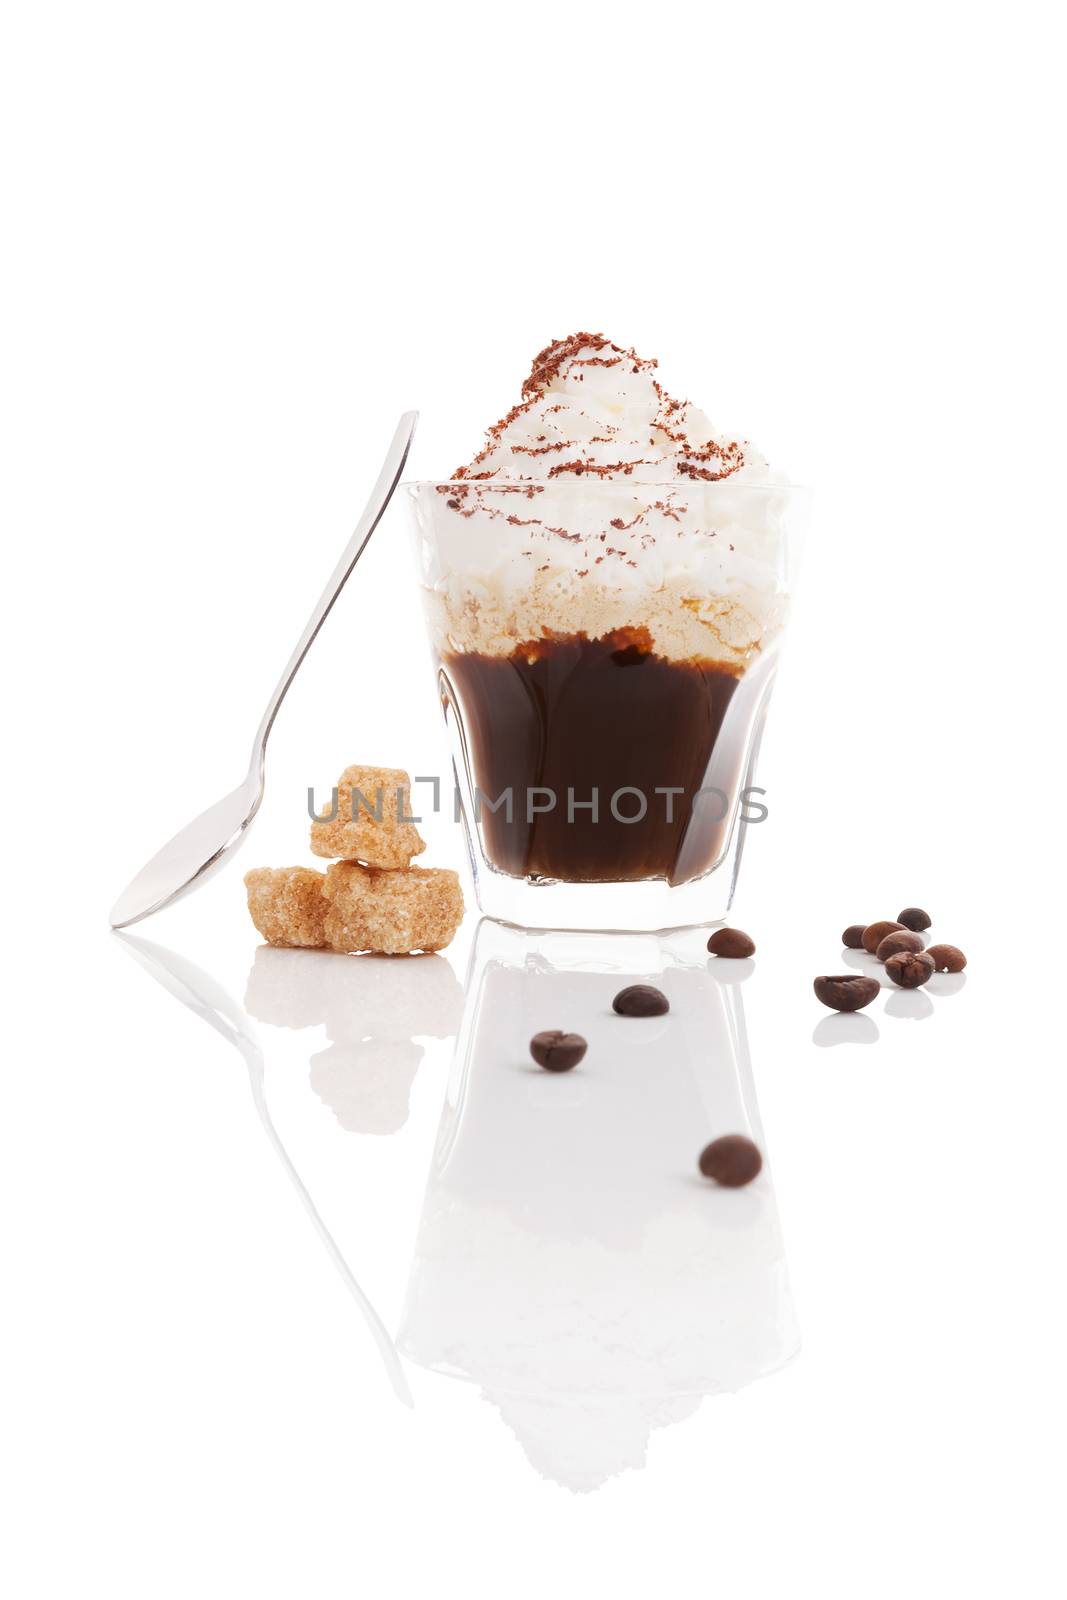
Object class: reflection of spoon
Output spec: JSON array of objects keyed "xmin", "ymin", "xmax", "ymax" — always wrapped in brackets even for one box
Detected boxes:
[
  {"xmin": 671, "ymin": 650, "xmax": 778, "ymax": 886},
  {"xmin": 109, "ymin": 412, "xmax": 417, "ymax": 928},
  {"xmin": 114, "ymin": 931, "xmax": 412, "ymax": 1407}
]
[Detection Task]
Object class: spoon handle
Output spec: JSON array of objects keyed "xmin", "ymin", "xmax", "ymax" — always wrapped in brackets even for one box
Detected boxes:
[{"xmin": 250, "ymin": 410, "xmax": 418, "ymax": 767}]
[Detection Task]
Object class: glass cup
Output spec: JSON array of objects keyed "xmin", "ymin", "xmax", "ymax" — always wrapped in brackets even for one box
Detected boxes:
[{"xmin": 406, "ymin": 476, "xmax": 807, "ymax": 930}]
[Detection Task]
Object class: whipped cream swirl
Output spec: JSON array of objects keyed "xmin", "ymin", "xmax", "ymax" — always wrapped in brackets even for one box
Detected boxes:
[
  {"xmin": 453, "ymin": 331, "xmax": 771, "ymax": 485},
  {"xmin": 410, "ymin": 334, "xmax": 797, "ymax": 667}
]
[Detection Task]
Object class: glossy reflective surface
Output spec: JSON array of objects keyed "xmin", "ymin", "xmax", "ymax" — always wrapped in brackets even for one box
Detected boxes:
[
  {"xmin": 5, "ymin": 897, "xmax": 1059, "ymax": 1596},
  {"xmin": 400, "ymin": 923, "xmax": 797, "ymax": 1490}
]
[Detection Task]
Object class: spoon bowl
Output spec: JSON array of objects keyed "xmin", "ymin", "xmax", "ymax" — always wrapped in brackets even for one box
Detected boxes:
[{"xmin": 109, "ymin": 772, "xmax": 263, "ymax": 929}]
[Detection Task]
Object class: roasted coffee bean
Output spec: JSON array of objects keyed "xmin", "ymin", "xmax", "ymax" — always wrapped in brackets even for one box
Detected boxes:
[
  {"xmin": 813, "ymin": 974, "xmax": 881, "ymax": 1012},
  {"xmin": 876, "ymin": 929, "xmax": 926, "ymax": 962},
  {"xmin": 884, "ymin": 951, "xmax": 935, "ymax": 988},
  {"xmin": 707, "ymin": 927, "xmax": 756, "ymax": 958},
  {"xmin": 926, "ymin": 943, "xmax": 967, "ymax": 973},
  {"xmin": 842, "ymin": 924, "xmax": 867, "ymax": 949},
  {"xmin": 612, "ymin": 984, "xmax": 670, "ymax": 1017},
  {"xmin": 529, "ymin": 1030, "xmax": 588, "ymax": 1072},
  {"xmin": 861, "ymin": 919, "xmax": 905, "ymax": 954},
  {"xmin": 698, "ymin": 1134, "xmax": 763, "ymax": 1187},
  {"xmin": 898, "ymin": 907, "xmax": 932, "ymax": 932}
]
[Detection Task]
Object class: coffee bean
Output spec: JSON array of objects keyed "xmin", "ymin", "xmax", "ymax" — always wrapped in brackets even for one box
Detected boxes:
[
  {"xmin": 813, "ymin": 974, "xmax": 881, "ymax": 1012},
  {"xmin": 884, "ymin": 951, "xmax": 935, "ymax": 988},
  {"xmin": 861, "ymin": 920, "xmax": 905, "ymax": 954},
  {"xmin": 698, "ymin": 1134, "xmax": 763, "ymax": 1187},
  {"xmin": 898, "ymin": 907, "xmax": 932, "ymax": 932},
  {"xmin": 926, "ymin": 943, "xmax": 967, "ymax": 973},
  {"xmin": 707, "ymin": 927, "xmax": 755, "ymax": 958},
  {"xmin": 876, "ymin": 929, "xmax": 926, "ymax": 962},
  {"xmin": 529, "ymin": 1030, "xmax": 587, "ymax": 1071},
  {"xmin": 842, "ymin": 924, "xmax": 867, "ymax": 948},
  {"xmin": 612, "ymin": 984, "xmax": 669, "ymax": 1017}
]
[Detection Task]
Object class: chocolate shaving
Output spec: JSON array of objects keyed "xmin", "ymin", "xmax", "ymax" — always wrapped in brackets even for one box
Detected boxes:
[
  {"xmin": 548, "ymin": 456, "xmax": 654, "ymax": 478},
  {"xmin": 448, "ymin": 331, "xmax": 748, "ymax": 495}
]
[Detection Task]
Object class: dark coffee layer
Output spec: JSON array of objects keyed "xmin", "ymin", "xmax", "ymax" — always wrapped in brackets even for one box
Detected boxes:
[{"xmin": 441, "ymin": 632, "xmax": 744, "ymax": 885}]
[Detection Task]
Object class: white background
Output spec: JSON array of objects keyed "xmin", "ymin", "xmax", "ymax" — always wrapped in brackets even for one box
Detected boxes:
[{"xmin": 2, "ymin": 1, "xmax": 1064, "ymax": 1595}]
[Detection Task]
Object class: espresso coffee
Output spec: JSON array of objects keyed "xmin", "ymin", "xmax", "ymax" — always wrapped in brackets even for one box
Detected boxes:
[{"xmin": 441, "ymin": 630, "xmax": 745, "ymax": 885}]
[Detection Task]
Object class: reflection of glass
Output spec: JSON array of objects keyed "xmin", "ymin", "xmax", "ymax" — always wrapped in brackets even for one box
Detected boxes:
[
  {"xmin": 408, "ymin": 479, "xmax": 807, "ymax": 930},
  {"xmin": 115, "ymin": 932, "xmax": 412, "ymax": 1406},
  {"xmin": 245, "ymin": 946, "xmax": 462, "ymax": 1135},
  {"xmin": 399, "ymin": 920, "xmax": 798, "ymax": 1491}
]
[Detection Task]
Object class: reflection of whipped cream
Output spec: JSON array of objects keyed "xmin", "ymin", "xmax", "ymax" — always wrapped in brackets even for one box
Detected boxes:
[{"xmin": 409, "ymin": 333, "xmax": 798, "ymax": 665}]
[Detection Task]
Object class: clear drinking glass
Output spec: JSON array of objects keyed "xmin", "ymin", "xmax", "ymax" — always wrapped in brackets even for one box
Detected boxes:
[{"xmin": 406, "ymin": 476, "xmax": 807, "ymax": 931}]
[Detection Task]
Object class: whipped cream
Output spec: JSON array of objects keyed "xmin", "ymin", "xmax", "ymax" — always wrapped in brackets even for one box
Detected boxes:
[
  {"xmin": 409, "ymin": 333, "xmax": 797, "ymax": 666},
  {"xmin": 454, "ymin": 331, "xmax": 770, "ymax": 485}
]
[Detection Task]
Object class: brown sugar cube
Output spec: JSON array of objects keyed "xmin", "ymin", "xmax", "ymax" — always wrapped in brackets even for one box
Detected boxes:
[
  {"xmin": 322, "ymin": 861, "xmax": 464, "ymax": 954},
  {"xmin": 244, "ymin": 866, "xmax": 329, "ymax": 948},
  {"xmin": 310, "ymin": 765, "xmax": 425, "ymax": 869}
]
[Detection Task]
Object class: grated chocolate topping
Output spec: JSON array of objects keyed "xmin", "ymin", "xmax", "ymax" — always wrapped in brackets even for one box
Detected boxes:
[{"xmin": 452, "ymin": 332, "xmax": 748, "ymax": 484}]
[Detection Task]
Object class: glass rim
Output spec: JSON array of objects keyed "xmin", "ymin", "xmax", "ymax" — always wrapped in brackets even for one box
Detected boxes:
[{"xmin": 403, "ymin": 477, "xmax": 810, "ymax": 494}]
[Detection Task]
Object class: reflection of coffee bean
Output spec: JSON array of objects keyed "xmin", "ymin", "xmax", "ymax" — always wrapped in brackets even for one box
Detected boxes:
[
  {"xmin": 699, "ymin": 1134, "xmax": 763, "ymax": 1187},
  {"xmin": 529, "ymin": 1030, "xmax": 588, "ymax": 1072},
  {"xmin": 926, "ymin": 943, "xmax": 967, "ymax": 972},
  {"xmin": 612, "ymin": 984, "xmax": 669, "ymax": 1017},
  {"xmin": 707, "ymin": 927, "xmax": 756, "ymax": 958},
  {"xmin": 898, "ymin": 907, "xmax": 932, "ymax": 931},
  {"xmin": 813, "ymin": 1012, "xmax": 880, "ymax": 1047},
  {"xmin": 842, "ymin": 924, "xmax": 867, "ymax": 949},
  {"xmin": 862, "ymin": 920, "xmax": 905, "ymax": 954},
  {"xmin": 876, "ymin": 929, "xmax": 926, "ymax": 962},
  {"xmin": 814, "ymin": 974, "xmax": 881, "ymax": 1012},
  {"xmin": 884, "ymin": 987, "xmax": 935, "ymax": 1020},
  {"xmin": 885, "ymin": 951, "xmax": 935, "ymax": 988}
]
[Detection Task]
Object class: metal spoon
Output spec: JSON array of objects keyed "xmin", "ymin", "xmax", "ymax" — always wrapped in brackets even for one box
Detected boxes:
[{"xmin": 109, "ymin": 411, "xmax": 418, "ymax": 929}]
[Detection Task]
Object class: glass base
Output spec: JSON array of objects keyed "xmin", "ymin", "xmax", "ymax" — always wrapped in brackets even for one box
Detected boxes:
[{"xmin": 467, "ymin": 819, "xmax": 752, "ymax": 932}]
